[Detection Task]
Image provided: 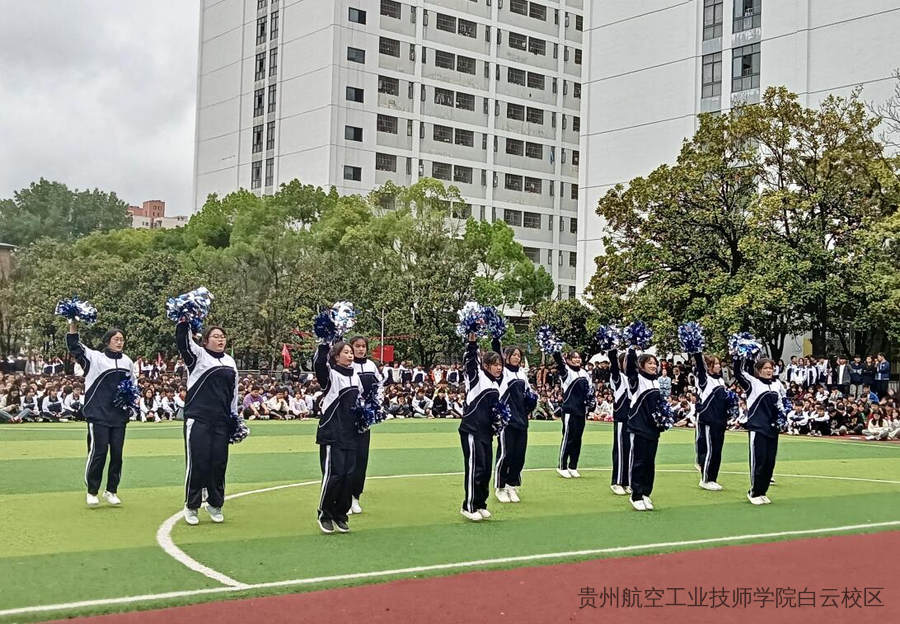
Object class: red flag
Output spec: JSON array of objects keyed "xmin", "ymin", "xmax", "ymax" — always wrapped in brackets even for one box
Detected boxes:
[{"xmin": 281, "ymin": 344, "xmax": 292, "ymax": 368}]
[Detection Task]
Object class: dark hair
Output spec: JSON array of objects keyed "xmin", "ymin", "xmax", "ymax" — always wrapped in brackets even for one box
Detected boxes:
[
  {"xmin": 482, "ymin": 351, "xmax": 502, "ymax": 368},
  {"xmin": 101, "ymin": 328, "xmax": 125, "ymax": 347},
  {"xmin": 202, "ymin": 326, "xmax": 226, "ymax": 346},
  {"xmin": 638, "ymin": 354, "xmax": 658, "ymax": 370},
  {"xmin": 329, "ymin": 341, "xmax": 350, "ymax": 365},
  {"xmin": 565, "ymin": 350, "xmax": 582, "ymax": 361},
  {"xmin": 754, "ymin": 358, "xmax": 776, "ymax": 374},
  {"xmin": 349, "ymin": 336, "xmax": 369, "ymax": 349},
  {"xmin": 503, "ymin": 346, "xmax": 523, "ymax": 362},
  {"xmin": 703, "ymin": 355, "xmax": 720, "ymax": 369}
]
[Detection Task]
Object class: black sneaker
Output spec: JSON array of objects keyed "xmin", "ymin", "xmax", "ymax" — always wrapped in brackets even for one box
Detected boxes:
[
  {"xmin": 318, "ymin": 518, "xmax": 335, "ymax": 534},
  {"xmin": 334, "ymin": 520, "xmax": 350, "ymax": 533}
]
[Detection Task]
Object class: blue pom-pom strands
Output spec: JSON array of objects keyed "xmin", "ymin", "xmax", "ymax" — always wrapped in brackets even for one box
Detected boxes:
[
  {"xmin": 228, "ymin": 411, "xmax": 250, "ymax": 444},
  {"xmin": 535, "ymin": 325, "xmax": 563, "ymax": 354},
  {"xmin": 678, "ymin": 321, "xmax": 706, "ymax": 354},
  {"xmin": 593, "ymin": 324, "xmax": 622, "ymax": 352},
  {"xmin": 776, "ymin": 396, "xmax": 792, "ymax": 431},
  {"xmin": 622, "ymin": 320, "xmax": 653, "ymax": 350},
  {"xmin": 725, "ymin": 389, "xmax": 741, "ymax": 421},
  {"xmin": 728, "ymin": 332, "xmax": 762, "ymax": 360},
  {"xmin": 55, "ymin": 296, "xmax": 98, "ymax": 325},
  {"xmin": 491, "ymin": 400, "xmax": 512, "ymax": 436},
  {"xmin": 456, "ymin": 301, "xmax": 485, "ymax": 338},
  {"xmin": 652, "ymin": 395, "xmax": 675, "ymax": 432},
  {"xmin": 522, "ymin": 387, "xmax": 539, "ymax": 414},
  {"xmin": 113, "ymin": 379, "xmax": 139, "ymax": 414},
  {"xmin": 313, "ymin": 311, "xmax": 337, "ymax": 344},
  {"xmin": 313, "ymin": 301, "xmax": 358, "ymax": 344},
  {"xmin": 354, "ymin": 385, "xmax": 386, "ymax": 433},
  {"xmin": 166, "ymin": 287, "xmax": 213, "ymax": 333},
  {"xmin": 482, "ymin": 306, "xmax": 507, "ymax": 340}
]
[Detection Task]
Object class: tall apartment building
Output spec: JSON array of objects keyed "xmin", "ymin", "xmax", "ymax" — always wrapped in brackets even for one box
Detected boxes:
[
  {"xmin": 576, "ymin": 0, "xmax": 900, "ymax": 297},
  {"xmin": 195, "ymin": 0, "xmax": 586, "ymax": 298}
]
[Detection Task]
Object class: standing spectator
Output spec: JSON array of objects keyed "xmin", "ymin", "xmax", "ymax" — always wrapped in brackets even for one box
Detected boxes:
[
  {"xmin": 833, "ymin": 356, "xmax": 852, "ymax": 397},
  {"xmin": 657, "ymin": 366, "xmax": 672, "ymax": 399},
  {"xmin": 875, "ymin": 353, "xmax": 891, "ymax": 399},
  {"xmin": 861, "ymin": 356, "xmax": 877, "ymax": 391},
  {"xmin": 849, "ymin": 356, "xmax": 864, "ymax": 397}
]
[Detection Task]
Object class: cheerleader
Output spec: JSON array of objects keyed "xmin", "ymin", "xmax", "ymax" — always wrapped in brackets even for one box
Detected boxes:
[
  {"xmin": 349, "ymin": 335, "xmax": 383, "ymax": 515},
  {"xmin": 176, "ymin": 321, "xmax": 239, "ymax": 525},
  {"xmin": 732, "ymin": 354, "xmax": 784, "ymax": 504},
  {"xmin": 607, "ymin": 348, "xmax": 630, "ymax": 495},
  {"xmin": 492, "ymin": 337, "xmax": 534, "ymax": 503},
  {"xmin": 314, "ymin": 339, "xmax": 363, "ymax": 534},
  {"xmin": 625, "ymin": 347, "xmax": 662, "ymax": 511},
  {"xmin": 693, "ymin": 352, "xmax": 728, "ymax": 490},
  {"xmin": 552, "ymin": 348, "xmax": 593, "ymax": 478},
  {"xmin": 66, "ymin": 321, "xmax": 137, "ymax": 507},
  {"xmin": 459, "ymin": 332, "xmax": 503, "ymax": 521}
]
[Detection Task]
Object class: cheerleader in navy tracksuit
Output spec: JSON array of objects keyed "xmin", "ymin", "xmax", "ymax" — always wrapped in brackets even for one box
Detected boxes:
[
  {"xmin": 625, "ymin": 347, "xmax": 661, "ymax": 511},
  {"xmin": 492, "ymin": 337, "xmax": 534, "ymax": 503},
  {"xmin": 314, "ymin": 339, "xmax": 364, "ymax": 534},
  {"xmin": 552, "ymin": 348, "xmax": 593, "ymax": 478},
  {"xmin": 459, "ymin": 332, "xmax": 503, "ymax": 521},
  {"xmin": 349, "ymin": 336, "xmax": 383, "ymax": 515},
  {"xmin": 607, "ymin": 348, "xmax": 631, "ymax": 495},
  {"xmin": 733, "ymin": 355, "xmax": 784, "ymax": 504},
  {"xmin": 693, "ymin": 352, "xmax": 728, "ymax": 491},
  {"xmin": 67, "ymin": 321, "xmax": 137, "ymax": 507},
  {"xmin": 176, "ymin": 321, "xmax": 239, "ymax": 525}
]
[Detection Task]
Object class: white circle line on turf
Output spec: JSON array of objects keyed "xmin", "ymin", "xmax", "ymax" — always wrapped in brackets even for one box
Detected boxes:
[
  {"xmin": 6, "ymin": 519, "xmax": 900, "ymax": 619},
  {"xmin": 155, "ymin": 467, "xmax": 900, "ymax": 590}
]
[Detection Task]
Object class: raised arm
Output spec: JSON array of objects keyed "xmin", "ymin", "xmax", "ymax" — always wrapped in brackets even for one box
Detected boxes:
[
  {"xmin": 175, "ymin": 320, "xmax": 202, "ymax": 370},
  {"xmin": 313, "ymin": 343, "xmax": 331, "ymax": 388},
  {"xmin": 693, "ymin": 352, "xmax": 708, "ymax": 388},
  {"xmin": 463, "ymin": 336, "xmax": 480, "ymax": 386},
  {"xmin": 607, "ymin": 348, "xmax": 621, "ymax": 385},
  {"xmin": 66, "ymin": 322, "xmax": 95, "ymax": 372},
  {"xmin": 625, "ymin": 347, "xmax": 639, "ymax": 381},
  {"xmin": 732, "ymin": 356, "xmax": 751, "ymax": 392},
  {"xmin": 552, "ymin": 350, "xmax": 568, "ymax": 381},
  {"xmin": 491, "ymin": 337, "xmax": 504, "ymax": 365}
]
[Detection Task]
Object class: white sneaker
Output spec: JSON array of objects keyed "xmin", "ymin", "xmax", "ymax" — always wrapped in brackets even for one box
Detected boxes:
[
  {"xmin": 495, "ymin": 488, "xmax": 511, "ymax": 503},
  {"xmin": 747, "ymin": 493, "xmax": 765, "ymax": 505},
  {"xmin": 477, "ymin": 508, "xmax": 492, "ymax": 519},
  {"xmin": 699, "ymin": 481, "xmax": 723, "ymax": 491},
  {"xmin": 506, "ymin": 486, "xmax": 520, "ymax": 503},
  {"xmin": 460, "ymin": 508, "xmax": 482, "ymax": 522},
  {"xmin": 183, "ymin": 507, "xmax": 200, "ymax": 525},
  {"xmin": 102, "ymin": 491, "xmax": 121, "ymax": 505},
  {"xmin": 610, "ymin": 484, "xmax": 627, "ymax": 495},
  {"xmin": 760, "ymin": 496, "xmax": 771, "ymax": 504},
  {"xmin": 86, "ymin": 493, "xmax": 100, "ymax": 507},
  {"xmin": 642, "ymin": 496, "xmax": 654, "ymax": 510},
  {"xmin": 694, "ymin": 463, "xmax": 702, "ymax": 473},
  {"xmin": 556, "ymin": 468, "xmax": 572, "ymax": 478},
  {"xmin": 350, "ymin": 497, "xmax": 362, "ymax": 514},
  {"xmin": 569, "ymin": 469, "xmax": 582, "ymax": 478},
  {"xmin": 207, "ymin": 505, "xmax": 224, "ymax": 523},
  {"xmin": 625, "ymin": 486, "xmax": 632, "ymax": 494},
  {"xmin": 630, "ymin": 498, "xmax": 647, "ymax": 511}
]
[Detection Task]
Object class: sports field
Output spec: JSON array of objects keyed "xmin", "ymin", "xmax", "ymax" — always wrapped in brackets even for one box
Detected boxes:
[{"xmin": 2, "ymin": 420, "xmax": 899, "ymax": 622}]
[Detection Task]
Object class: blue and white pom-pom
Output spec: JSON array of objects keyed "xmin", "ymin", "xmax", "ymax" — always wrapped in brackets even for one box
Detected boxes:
[
  {"xmin": 776, "ymin": 396, "xmax": 792, "ymax": 431},
  {"xmin": 330, "ymin": 301, "xmax": 357, "ymax": 337},
  {"xmin": 354, "ymin": 385, "xmax": 386, "ymax": 433},
  {"xmin": 585, "ymin": 383, "xmax": 597, "ymax": 413},
  {"xmin": 728, "ymin": 332, "xmax": 762, "ymax": 360},
  {"xmin": 455, "ymin": 301, "xmax": 485, "ymax": 337},
  {"xmin": 593, "ymin": 324, "xmax": 622, "ymax": 352},
  {"xmin": 491, "ymin": 400, "xmax": 512, "ymax": 436},
  {"xmin": 725, "ymin": 389, "xmax": 741, "ymax": 421},
  {"xmin": 522, "ymin": 387, "xmax": 539, "ymax": 414},
  {"xmin": 535, "ymin": 325, "xmax": 564, "ymax": 354},
  {"xmin": 166, "ymin": 287, "xmax": 213, "ymax": 333},
  {"xmin": 55, "ymin": 296, "xmax": 98, "ymax": 325},
  {"xmin": 652, "ymin": 395, "xmax": 675, "ymax": 432},
  {"xmin": 482, "ymin": 306, "xmax": 507, "ymax": 339},
  {"xmin": 623, "ymin": 320, "xmax": 653, "ymax": 350},
  {"xmin": 678, "ymin": 321, "xmax": 706, "ymax": 354},
  {"xmin": 313, "ymin": 311, "xmax": 337, "ymax": 344},
  {"xmin": 228, "ymin": 411, "xmax": 250, "ymax": 444},
  {"xmin": 113, "ymin": 379, "xmax": 139, "ymax": 414}
]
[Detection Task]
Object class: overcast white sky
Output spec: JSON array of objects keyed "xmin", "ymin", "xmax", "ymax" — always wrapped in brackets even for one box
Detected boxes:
[{"xmin": 0, "ymin": 1, "xmax": 200, "ymax": 215}]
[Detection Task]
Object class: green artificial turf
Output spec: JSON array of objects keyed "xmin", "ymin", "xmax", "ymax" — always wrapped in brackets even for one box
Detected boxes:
[{"xmin": 1, "ymin": 420, "xmax": 898, "ymax": 622}]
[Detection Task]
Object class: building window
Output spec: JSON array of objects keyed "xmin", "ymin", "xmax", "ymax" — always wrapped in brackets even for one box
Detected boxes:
[
  {"xmin": 435, "ymin": 49, "xmax": 455, "ymax": 69},
  {"xmin": 454, "ymin": 166, "xmax": 473, "ymax": 184},
  {"xmin": 456, "ymin": 92, "xmax": 475, "ymax": 111},
  {"xmin": 570, "ymin": 217, "xmax": 578, "ymax": 233},
  {"xmin": 451, "ymin": 203, "xmax": 472, "ymax": 219},
  {"xmin": 457, "ymin": 55, "xmax": 476, "ymax": 75},
  {"xmin": 505, "ymin": 174, "xmax": 523, "ymax": 191},
  {"xmin": 574, "ymin": 49, "xmax": 582, "ymax": 65},
  {"xmin": 525, "ymin": 142, "xmax": 543, "ymax": 159},
  {"xmin": 380, "ymin": 37, "xmax": 400, "ymax": 57},
  {"xmin": 347, "ymin": 47, "xmax": 366, "ymax": 64},
  {"xmin": 253, "ymin": 88, "xmax": 264, "ymax": 116},
  {"xmin": 455, "ymin": 129, "xmax": 474, "ymax": 147},
  {"xmin": 433, "ymin": 124, "xmax": 453, "ymax": 143},
  {"xmin": 571, "ymin": 183, "xmax": 578, "ymax": 200},
  {"xmin": 527, "ymin": 72, "xmax": 545, "ymax": 89},
  {"xmin": 436, "ymin": 13, "xmax": 456, "ymax": 33},
  {"xmin": 702, "ymin": 52, "xmax": 722, "ymax": 97},
  {"xmin": 508, "ymin": 67, "xmax": 526, "ymax": 85},
  {"xmin": 504, "ymin": 209, "xmax": 523, "ymax": 226},
  {"xmin": 529, "ymin": 3, "xmax": 547, "ymax": 21},
  {"xmin": 256, "ymin": 17, "xmax": 267, "ymax": 45},
  {"xmin": 344, "ymin": 166, "xmax": 362, "ymax": 181},
  {"xmin": 266, "ymin": 121, "xmax": 275, "ymax": 150},
  {"xmin": 349, "ymin": 7, "xmax": 367, "ymax": 24},
  {"xmin": 257, "ymin": 0, "xmax": 267, "ymax": 9},
  {"xmin": 523, "ymin": 246, "xmax": 540, "ymax": 263},
  {"xmin": 267, "ymin": 84, "xmax": 276, "ymax": 112},
  {"xmin": 572, "ymin": 116, "xmax": 581, "ymax": 132},
  {"xmin": 526, "ymin": 107, "xmax": 544, "ymax": 124},
  {"xmin": 434, "ymin": 87, "xmax": 454, "ymax": 106},
  {"xmin": 378, "ymin": 75, "xmax": 400, "ymax": 95},
  {"xmin": 524, "ymin": 177, "xmax": 542, "ymax": 193},
  {"xmin": 528, "ymin": 38, "xmax": 546, "ymax": 55},
  {"xmin": 381, "ymin": 0, "xmax": 401, "ymax": 19},
  {"xmin": 255, "ymin": 52, "xmax": 266, "ymax": 80},
  {"xmin": 733, "ymin": 0, "xmax": 761, "ymax": 33},
  {"xmin": 346, "ymin": 86, "xmax": 364, "ymax": 102},
  {"xmin": 573, "ymin": 82, "xmax": 581, "ymax": 98},
  {"xmin": 252, "ymin": 124, "xmax": 263, "ymax": 153},
  {"xmin": 732, "ymin": 43, "xmax": 760, "ymax": 92},
  {"xmin": 268, "ymin": 48, "xmax": 278, "ymax": 76},
  {"xmin": 569, "ymin": 252, "xmax": 577, "ymax": 268},
  {"xmin": 572, "ymin": 150, "xmax": 580, "ymax": 166},
  {"xmin": 703, "ymin": 0, "xmax": 723, "ymax": 40},
  {"xmin": 377, "ymin": 114, "xmax": 398, "ymax": 134},
  {"xmin": 265, "ymin": 158, "xmax": 274, "ymax": 186},
  {"xmin": 507, "ymin": 103, "xmax": 525, "ymax": 120},
  {"xmin": 510, "ymin": 0, "xmax": 528, "ymax": 16},
  {"xmin": 345, "ymin": 125, "xmax": 363, "ymax": 141},
  {"xmin": 523, "ymin": 211, "xmax": 541, "ymax": 228},
  {"xmin": 251, "ymin": 161, "xmax": 262, "ymax": 189},
  {"xmin": 432, "ymin": 162, "xmax": 452, "ymax": 180},
  {"xmin": 376, "ymin": 153, "xmax": 397, "ymax": 172},
  {"xmin": 458, "ymin": 18, "xmax": 477, "ymax": 38},
  {"xmin": 270, "ymin": 11, "xmax": 279, "ymax": 39},
  {"xmin": 506, "ymin": 138, "xmax": 524, "ymax": 156},
  {"xmin": 576, "ymin": 15, "xmax": 583, "ymax": 31},
  {"xmin": 509, "ymin": 32, "xmax": 527, "ymax": 51}
]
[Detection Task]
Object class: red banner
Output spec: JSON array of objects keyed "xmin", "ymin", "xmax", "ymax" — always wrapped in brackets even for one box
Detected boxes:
[
  {"xmin": 373, "ymin": 345, "xmax": 394, "ymax": 363},
  {"xmin": 281, "ymin": 343, "xmax": 292, "ymax": 368}
]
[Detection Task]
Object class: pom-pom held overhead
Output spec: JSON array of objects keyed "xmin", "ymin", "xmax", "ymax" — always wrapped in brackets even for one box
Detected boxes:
[
  {"xmin": 622, "ymin": 320, "xmax": 653, "ymax": 350},
  {"xmin": 678, "ymin": 321, "xmax": 706, "ymax": 354},
  {"xmin": 166, "ymin": 287, "xmax": 213, "ymax": 333},
  {"xmin": 535, "ymin": 325, "xmax": 563, "ymax": 354},
  {"xmin": 113, "ymin": 379, "xmax": 139, "ymax": 414},
  {"xmin": 228, "ymin": 411, "xmax": 250, "ymax": 444},
  {"xmin": 728, "ymin": 332, "xmax": 762, "ymax": 360},
  {"xmin": 482, "ymin": 306, "xmax": 507, "ymax": 340},
  {"xmin": 593, "ymin": 324, "xmax": 622, "ymax": 352},
  {"xmin": 313, "ymin": 311, "xmax": 337, "ymax": 344},
  {"xmin": 491, "ymin": 400, "xmax": 512, "ymax": 436},
  {"xmin": 455, "ymin": 301, "xmax": 485, "ymax": 338},
  {"xmin": 55, "ymin": 296, "xmax": 98, "ymax": 325},
  {"xmin": 330, "ymin": 301, "xmax": 357, "ymax": 337}
]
